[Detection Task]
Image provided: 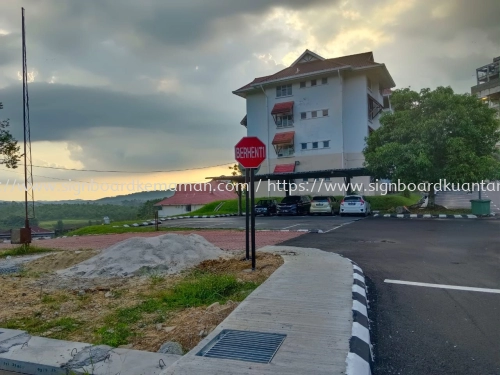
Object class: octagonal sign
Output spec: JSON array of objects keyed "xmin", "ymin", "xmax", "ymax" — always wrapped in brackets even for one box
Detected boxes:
[{"xmin": 235, "ymin": 137, "xmax": 266, "ymax": 169}]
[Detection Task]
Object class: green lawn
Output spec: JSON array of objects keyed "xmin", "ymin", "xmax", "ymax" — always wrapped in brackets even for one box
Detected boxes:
[
  {"xmin": 66, "ymin": 225, "xmax": 198, "ymax": 236},
  {"xmin": 0, "ymin": 246, "xmax": 56, "ymax": 259},
  {"xmin": 364, "ymin": 193, "xmax": 421, "ymax": 211},
  {"xmin": 39, "ymin": 219, "xmax": 92, "ymax": 228},
  {"xmin": 178, "ymin": 197, "xmax": 285, "ymax": 217}
]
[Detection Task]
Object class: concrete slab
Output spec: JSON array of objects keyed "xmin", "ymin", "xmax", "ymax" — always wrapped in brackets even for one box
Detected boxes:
[
  {"xmin": 0, "ymin": 329, "xmax": 27, "ymax": 344},
  {"xmin": 161, "ymin": 245, "xmax": 353, "ymax": 375},
  {"xmin": 0, "ymin": 336, "xmax": 90, "ymax": 374},
  {"xmin": 70, "ymin": 348, "xmax": 181, "ymax": 375}
]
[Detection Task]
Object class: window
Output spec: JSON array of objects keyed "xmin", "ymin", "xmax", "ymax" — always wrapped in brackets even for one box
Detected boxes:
[
  {"xmin": 301, "ymin": 143, "xmax": 307, "ymax": 150},
  {"xmin": 276, "ymin": 114, "xmax": 293, "ymax": 128},
  {"xmin": 383, "ymin": 96, "xmax": 390, "ymax": 109},
  {"xmin": 303, "ymin": 178, "xmax": 308, "ymax": 182},
  {"xmin": 301, "ymin": 112, "xmax": 307, "ymax": 120},
  {"xmin": 323, "ymin": 140, "xmax": 330, "ymax": 148},
  {"xmin": 325, "ymin": 177, "xmax": 331, "ymax": 181},
  {"xmin": 311, "ymin": 111, "xmax": 317, "ymax": 118},
  {"xmin": 311, "ymin": 79, "xmax": 317, "ymax": 86},
  {"xmin": 276, "ymin": 84, "xmax": 292, "ymax": 97},
  {"xmin": 322, "ymin": 109, "xmax": 329, "ymax": 116},
  {"xmin": 186, "ymin": 204, "xmax": 192, "ymax": 212},
  {"xmin": 277, "ymin": 144, "xmax": 294, "ymax": 157},
  {"xmin": 322, "ymin": 77, "xmax": 328, "ymax": 85},
  {"xmin": 300, "ymin": 81, "xmax": 306, "ymax": 88},
  {"xmin": 312, "ymin": 142, "xmax": 318, "ymax": 149},
  {"xmin": 367, "ymin": 77, "xmax": 372, "ymax": 91}
]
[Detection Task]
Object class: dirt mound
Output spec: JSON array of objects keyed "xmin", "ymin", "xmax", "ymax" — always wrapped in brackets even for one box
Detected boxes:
[
  {"xmin": 25, "ymin": 250, "xmax": 100, "ymax": 273},
  {"xmin": 57, "ymin": 233, "xmax": 229, "ymax": 278},
  {"xmin": 197, "ymin": 252, "xmax": 284, "ymax": 282}
]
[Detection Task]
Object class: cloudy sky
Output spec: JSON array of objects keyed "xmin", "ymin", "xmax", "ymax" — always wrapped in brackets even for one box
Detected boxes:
[{"xmin": 0, "ymin": 0, "xmax": 498, "ymax": 200}]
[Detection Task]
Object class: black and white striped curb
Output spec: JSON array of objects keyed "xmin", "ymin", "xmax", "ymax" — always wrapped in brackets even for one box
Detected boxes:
[
  {"xmin": 346, "ymin": 261, "xmax": 373, "ymax": 375},
  {"xmin": 165, "ymin": 214, "xmax": 238, "ymax": 220},
  {"xmin": 372, "ymin": 213, "xmax": 490, "ymax": 219}
]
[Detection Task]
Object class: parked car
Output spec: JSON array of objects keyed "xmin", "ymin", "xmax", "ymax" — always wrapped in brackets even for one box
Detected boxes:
[
  {"xmin": 254, "ymin": 199, "xmax": 278, "ymax": 216},
  {"xmin": 310, "ymin": 196, "xmax": 336, "ymax": 215},
  {"xmin": 340, "ymin": 195, "xmax": 371, "ymax": 216},
  {"xmin": 277, "ymin": 195, "xmax": 311, "ymax": 215}
]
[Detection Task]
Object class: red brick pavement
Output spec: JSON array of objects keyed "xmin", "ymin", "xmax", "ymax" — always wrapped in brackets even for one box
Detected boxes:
[{"xmin": 0, "ymin": 230, "xmax": 305, "ymax": 251}]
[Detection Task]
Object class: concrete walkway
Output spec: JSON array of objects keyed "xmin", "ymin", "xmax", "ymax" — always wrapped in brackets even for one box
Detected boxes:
[{"xmin": 161, "ymin": 245, "xmax": 354, "ymax": 375}]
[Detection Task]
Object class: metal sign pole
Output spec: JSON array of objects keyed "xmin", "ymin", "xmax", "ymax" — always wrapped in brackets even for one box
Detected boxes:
[
  {"xmin": 250, "ymin": 168, "xmax": 256, "ymax": 270},
  {"xmin": 245, "ymin": 169, "xmax": 250, "ymax": 261}
]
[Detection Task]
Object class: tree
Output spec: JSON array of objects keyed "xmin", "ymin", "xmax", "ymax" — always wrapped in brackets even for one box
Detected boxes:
[
  {"xmin": 136, "ymin": 199, "xmax": 163, "ymax": 219},
  {"xmin": 56, "ymin": 220, "xmax": 64, "ymax": 232},
  {"xmin": 364, "ymin": 87, "xmax": 500, "ymax": 207},
  {"xmin": 0, "ymin": 103, "xmax": 20, "ymax": 168},
  {"xmin": 228, "ymin": 164, "xmax": 245, "ymax": 215}
]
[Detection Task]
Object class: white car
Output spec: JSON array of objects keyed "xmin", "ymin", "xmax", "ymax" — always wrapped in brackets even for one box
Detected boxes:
[{"xmin": 340, "ymin": 195, "xmax": 371, "ymax": 216}]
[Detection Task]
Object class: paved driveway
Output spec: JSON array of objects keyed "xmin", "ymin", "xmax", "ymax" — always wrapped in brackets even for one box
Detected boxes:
[
  {"xmin": 279, "ymin": 218, "xmax": 500, "ymax": 375},
  {"xmin": 160, "ymin": 215, "xmax": 363, "ymax": 232}
]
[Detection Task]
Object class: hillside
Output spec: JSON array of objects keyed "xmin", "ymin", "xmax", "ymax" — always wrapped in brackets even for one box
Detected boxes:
[{"xmin": 0, "ymin": 190, "xmax": 174, "ymax": 206}]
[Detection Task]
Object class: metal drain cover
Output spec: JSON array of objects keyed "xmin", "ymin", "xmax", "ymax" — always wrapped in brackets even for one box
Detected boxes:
[{"xmin": 196, "ymin": 329, "xmax": 286, "ymax": 364}]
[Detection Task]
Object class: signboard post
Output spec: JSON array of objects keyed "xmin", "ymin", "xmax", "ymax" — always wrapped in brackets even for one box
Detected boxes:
[{"xmin": 235, "ymin": 137, "xmax": 266, "ymax": 271}]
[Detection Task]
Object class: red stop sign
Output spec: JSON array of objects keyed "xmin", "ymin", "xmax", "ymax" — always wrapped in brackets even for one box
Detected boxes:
[{"xmin": 235, "ymin": 137, "xmax": 266, "ymax": 169}]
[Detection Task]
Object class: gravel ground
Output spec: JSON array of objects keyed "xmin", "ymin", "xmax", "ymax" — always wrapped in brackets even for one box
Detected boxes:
[
  {"xmin": 0, "ymin": 253, "xmax": 51, "ymax": 275},
  {"xmin": 0, "ymin": 230, "xmax": 304, "ymax": 252}
]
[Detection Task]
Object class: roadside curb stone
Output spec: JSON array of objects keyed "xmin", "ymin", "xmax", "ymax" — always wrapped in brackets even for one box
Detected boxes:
[{"xmin": 345, "ymin": 261, "xmax": 373, "ymax": 375}]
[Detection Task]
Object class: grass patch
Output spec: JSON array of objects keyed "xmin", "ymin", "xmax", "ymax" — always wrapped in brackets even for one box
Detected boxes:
[
  {"xmin": 38, "ymin": 219, "xmax": 93, "ymax": 228},
  {"xmin": 0, "ymin": 245, "xmax": 56, "ymax": 259},
  {"xmin": 65, "ymin": 225, "xmax": 198, "ymax": 236},
  {"xmin": 365, "ymin": 193, "xmax": 421, "ymax": 211},
  {"xmin": 95, "ymin": 272, "xmax": 259, "ymax": 347},
  {"xmin": 4, "ymin": 316, "xmax": 83, "ymax": 339},
  {"xmin": 178, "ymin": 197, "xmax": 285, "ymax": 217}
]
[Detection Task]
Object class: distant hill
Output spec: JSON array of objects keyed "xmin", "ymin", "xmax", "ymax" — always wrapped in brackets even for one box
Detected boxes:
[
  {"xmin": 94, "ymin": 190, "xmax": 174, "ymax": 205},
  {"xmin": 0, "ymin": 190, "xmax": 175, "ymax": 206}
]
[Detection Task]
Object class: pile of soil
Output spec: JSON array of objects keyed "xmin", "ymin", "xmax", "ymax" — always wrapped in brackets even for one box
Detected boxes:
[
  {"xmin": 57, "ymin": 233, "xmax": 229, "ymax": 278},
  {"xmin": 24, "ymin": 250, "xmax": 100, "ymax": 273}
]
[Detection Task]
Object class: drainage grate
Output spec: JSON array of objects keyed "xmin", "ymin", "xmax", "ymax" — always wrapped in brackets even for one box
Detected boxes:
[{"xmin": 196, "ymin": 329, "xmax": 286, "ymax": 364}]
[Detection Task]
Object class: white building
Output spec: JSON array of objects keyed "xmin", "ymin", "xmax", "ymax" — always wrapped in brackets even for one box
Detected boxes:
[
  {"xmin": 233, "ymin": 50, "xmax": 396, "ymax": 196},
  {"xmin": 471, "ymin": 56, "xmax": 500, "ymax": 122}
]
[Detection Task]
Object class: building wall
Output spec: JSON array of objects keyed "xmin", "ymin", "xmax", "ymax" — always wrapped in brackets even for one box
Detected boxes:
[
  {"xmin": 246, "ymin": 69, "xmax": 386, "ymax": 196},
  {"xmin": 342, "ymin": 72, "xmax": 369, "ymax": 168},
  {"xmin": 158, "ymin": 204, "xmax": 205, "ymax": 217}
]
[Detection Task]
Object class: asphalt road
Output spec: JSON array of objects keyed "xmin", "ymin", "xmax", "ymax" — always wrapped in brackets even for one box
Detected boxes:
[
  {"xmin": 160, "ymin": 214, "xmax": 363, "ymax": 232},
  {"xmin": 279, "ymin": 218, "xmax": 500, "ymax": 375}
]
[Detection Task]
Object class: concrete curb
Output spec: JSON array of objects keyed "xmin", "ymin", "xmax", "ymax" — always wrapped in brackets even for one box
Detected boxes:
[
  {"xmin": 372, "ymin": 213, "xmax": 494, "ymax": 219},
  {"xmin": 165, "ymin": 214, "xmax": 238, "ymax": 220},
  {"xmin": 345, "ymin": 261, "xmax": 373, "ymax": 375},
  {"xmin": 0, "ymin": 328, "xmax": 180, "ymax": 374}
]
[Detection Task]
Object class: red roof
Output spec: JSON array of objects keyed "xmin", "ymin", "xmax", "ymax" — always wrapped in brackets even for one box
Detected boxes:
[
  {"xmin": 274, "ymin": 163, "xmax": 295, "ymax": 173},
  {"xmin": 234, "ymin": 51, "xmax": 378, "ymax": 93},
  {"xmin": 272, "ymin": 131, "xmax": 295, "ymax": 145},
  {"xmin": 155, "ymin": 181, "xmax": 238, "ymax": 206},
  {"xmin": 271, "ymin": 101, "xmax": 294, "ymax": 115},
  {"xmin": 0, "ymin": 226, "xmax": 54, "ymax": 235}
]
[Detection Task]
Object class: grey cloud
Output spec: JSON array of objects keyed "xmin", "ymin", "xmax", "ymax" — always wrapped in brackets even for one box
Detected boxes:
[
  {"xmin": 0, "ymin": 33, "xmax": 20, "ymax": 67},
  {"xmin": 0, "ymin": 82, "xmax": 241, "ymax": 140}
]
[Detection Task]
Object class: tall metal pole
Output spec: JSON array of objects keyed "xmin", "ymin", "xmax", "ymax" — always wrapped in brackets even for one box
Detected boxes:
[
  {"xmin": 245, "ymin": 169, "xmax": 250, "ymax": 261},
  {"xmin": 250, "ymin": 168, "xmax": 256, "ymax": 270},
  {"xmin": 22, "ymin": 8, "xmax": 29, "ymax": 230}
]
